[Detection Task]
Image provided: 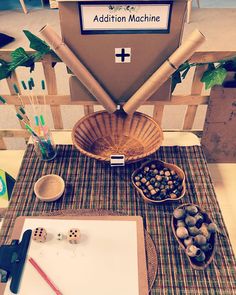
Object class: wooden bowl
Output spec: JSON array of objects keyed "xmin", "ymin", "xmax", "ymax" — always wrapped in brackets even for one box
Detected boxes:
[
  {"xmin": 132, "ymin": 159, "xmax": 186, "ymax": 204},
  {"xmin": 171, "ymin": 203, "xmax": 217, "ymax": 270},
  {"xmin": 72, "ymin": 111, "xmax": 163, "ymax": 163},
  {"xmin": 34, "ymin": 174, "xmax": 65, "ymax": 202}
]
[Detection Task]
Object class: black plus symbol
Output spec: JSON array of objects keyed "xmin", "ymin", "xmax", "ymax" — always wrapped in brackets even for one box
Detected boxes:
[{"xmin": 115, "ymin": 48, "xmax": 130, "ymax": 62}]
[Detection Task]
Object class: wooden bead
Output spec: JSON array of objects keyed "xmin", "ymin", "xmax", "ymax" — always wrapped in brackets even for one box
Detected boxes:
[
  {"xmin": 67, "ymin": 228, "xmax": 81, "ymax": 244},
  {"xmin": 32, "ymin": 227, "xmax": 47, "ymax": 243}
]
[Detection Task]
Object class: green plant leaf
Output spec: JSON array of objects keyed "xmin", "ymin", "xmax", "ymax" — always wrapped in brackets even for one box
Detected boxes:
[
  {"xmin": 23, "ymin": 30, "xmax": 50, "ymax": 54},
  {"xmin": 207, "ymin": 63, "xmax": 216, "ymax": 71},
  {"xmin": 171, "ymin": 70, "xmax": 182, "ymax": 93},
  {"xmin": 0, "ymin": 59, "xmax": 11, "ymax": 80},
  {"xmin": 10, "ymin": 47, "xmax": 30, "ymax": 68},
  {"xmin": 201, "ymin": 66, "xmax": 227, "ymax": 89},
  {"xmin": 178, "ymin": 62, "xmax": 190, "ymax": 72}
]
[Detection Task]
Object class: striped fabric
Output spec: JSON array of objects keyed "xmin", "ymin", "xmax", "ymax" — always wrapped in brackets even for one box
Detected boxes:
[{"xmin": 0, "ymin": 144, "xmax": 235, "ymax": 294}]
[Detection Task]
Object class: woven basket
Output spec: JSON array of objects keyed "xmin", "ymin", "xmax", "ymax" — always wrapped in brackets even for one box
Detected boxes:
[{"xmin": 72, "ymin": 111, "xmax": 163, "ymax": 163}]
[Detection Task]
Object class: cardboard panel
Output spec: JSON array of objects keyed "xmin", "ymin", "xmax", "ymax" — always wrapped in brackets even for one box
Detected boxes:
[
  {"xmin": 201, "ymin": 86, "xmax": 236, "ymax": 163},
  {"xmin": 69, "ymin": 75, "xmax": 171, "ymax": 102},
  {"xmin": 58, "ymin": 0, "xmax": 187, "ymax": 102}
]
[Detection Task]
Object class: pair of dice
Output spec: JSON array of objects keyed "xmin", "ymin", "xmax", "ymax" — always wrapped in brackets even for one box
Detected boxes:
[{"xmin": 32, "ymin": 227, "xmax": 81, "ymax": 244}]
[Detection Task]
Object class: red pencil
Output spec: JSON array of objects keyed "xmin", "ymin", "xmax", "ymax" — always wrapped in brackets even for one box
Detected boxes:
[{"xmin": 29, "ymin": 257, "xmax": 63, "ymax": 295}]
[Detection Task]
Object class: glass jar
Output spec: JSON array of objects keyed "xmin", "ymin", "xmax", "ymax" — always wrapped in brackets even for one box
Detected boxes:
[{"xmin": 32, "ymin": 130, "xmax": 57, "ymax": 161}]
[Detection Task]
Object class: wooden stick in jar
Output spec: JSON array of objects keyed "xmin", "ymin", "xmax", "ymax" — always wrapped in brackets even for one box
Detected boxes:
[
  {"xmin": 123, "ymin": 29, "xmax": 206, "ymax": 115},
  {"xmin": 39, "ymin": 24, "xmax": 117, "ymax": 114}
]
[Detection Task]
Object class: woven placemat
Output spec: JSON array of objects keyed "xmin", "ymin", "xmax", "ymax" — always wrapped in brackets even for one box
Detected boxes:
[
  {"xmin": 1, "ymin": 145, "xmax": 236, "ymax": 294},
  {"xmin": 43, "ymin": 208, "xmax": 157, "ymax": 291}
]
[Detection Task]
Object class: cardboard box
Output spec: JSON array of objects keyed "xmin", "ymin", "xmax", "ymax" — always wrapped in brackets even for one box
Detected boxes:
[{"xmin": 201, "ymin": 85, "xmax": 236, "ymax": 163}]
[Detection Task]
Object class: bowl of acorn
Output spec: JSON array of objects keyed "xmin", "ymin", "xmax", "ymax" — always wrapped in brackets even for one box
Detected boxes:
[
  {"xmin": 171, "ymin": 203, "xmax": 217, "ymax": 270},
  {"xmin": 131, "ymin": 159, "xmax": 186, "ymax": 204}
]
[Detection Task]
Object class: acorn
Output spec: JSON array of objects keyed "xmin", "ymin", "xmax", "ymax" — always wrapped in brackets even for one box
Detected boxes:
[
  {"xmin": 200, "ymin": 243, "xmax": 212, "ymax": 252},
  {"xmin": 188, "ymin": 226, "xmax": 200, "ymax": 236},
  {"xmin": 176, "ymin": 227, "xmax": 189, "ymax": 239},
  {"xmin": 184, "ymin": 237, "xmax": 194, "ymax": 247},
  {"xmin": 144, "ymin": 166, "xmax": 149, "ymax": 172},
  {"xmin": 186, "ymin": 245, "xmax": 201, "ymax": 257},
  {"xmin": 165, "ymin": 171, "xmax": 171, "ymax": 176},
  {"xmin": 208, "ymin": 223, "xmax": 218, "ymax": 233},
  {"xmin": 185, "ymin": 205, "xmax": 198, "ymax": 216},
  {"xmin": 135, "ymin": 181, "xmax": 141, "ymax": 187},
  {"xmin": 149, "ymin": 171, "xmax": 155, "ymax": 177},
  {"xmin": 155, "ymin": 175, "xmax": 162, "ymax": 181},
  {"xmin": 148, "ymin": 185, "xmax": 154, "ymax": 191},
  {"xmin": 177, "ymin": 220, "xmax": 185, "ymax": 227},
  {"xmin": 195, "ymin": 213, "xmax": 204, "ymax": 227},
  {"xmin": 155, "ymin": 188, "xmax": 160, "ymax": 194},
  {"xmin": 154, "ymin": 182, "xmax": 160, "ymax": 188},
  {"xmin": 194, "ymin": 234, "xmax": 207, "ymax": 246},
  {"xmin": 141, "ymin": 178, "xmax": 147, "ymax": 184},
  {"xmin": 150, "ymin": 189, "xmax": 156, "ymax": 196},
  {"xmin": 173, "ymin": 189, "xmax": 181, "ymax": 197},
  {"xmin": 173, "ymin": 208, "xmax": 186, "ymax": 220},
  {"xmin": 150, "ymin": 178, "xmax": 156, "ymax": 185},
  {"xmin": 169, "ymin": 184, "xmax": 174, "ymax": 190},
  {"xmin": 185, "ymin": 215, "xmax": 197, "ymax": 226},
  {"xmin": 195, "ymin": 250, "xmax": 206, "ymax": 262},
  {"xmin": 199, "ymin": 223, "xmax": 211, "ymax": 240},
  {"xmin": 170, "ymin": 193, "xmax": 177, "ymax": 199}
]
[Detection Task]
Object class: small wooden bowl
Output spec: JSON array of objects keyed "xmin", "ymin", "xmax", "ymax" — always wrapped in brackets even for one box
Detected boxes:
[
  {"xmin": 72, "ymin": 111, "xmax": 163, "ymax": 163},
  {"xmin": 171, "ymin": 203, "xmax": 217, "ymax": 270},
  {"xmin": 34, "ymin": 174, "xmax": 65, "ymax": 202},
  {"xmin": 131, "ymin": 159, "xmax": 186, "ymax": 204}
]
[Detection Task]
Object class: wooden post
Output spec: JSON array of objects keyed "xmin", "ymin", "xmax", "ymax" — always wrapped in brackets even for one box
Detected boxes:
[
  {"xmin": 42, "ymin": 56, "xmax": 63, "ymax": 129},
  {"xmin": 153, "ymin": 105, "xmax": 164, "ymax": 126},
  {"xmin": 84, "ymin": 105, "xmax": 94, "ymax": 115},
  {"xmin": 183, "ymin": 64, "xmax": 208, "ymax": 130},
  {"xmin": 0, "ymin": 138, "xmax": 6, "ymax": 150},
  {"xmin": 6, "ymin": 71, "xmax": 25, "ymax": 130}
]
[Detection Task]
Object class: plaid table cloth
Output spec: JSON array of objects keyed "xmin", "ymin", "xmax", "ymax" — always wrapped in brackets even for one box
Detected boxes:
[{"xmin": 0, "ymin": 144, "xmax": 236, "ymax": 295}]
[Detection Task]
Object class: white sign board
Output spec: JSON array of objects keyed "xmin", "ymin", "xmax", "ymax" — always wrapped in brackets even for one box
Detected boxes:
[{"xmin": 79, "ymin": 1, "xmax": 173, "ymax": 34}]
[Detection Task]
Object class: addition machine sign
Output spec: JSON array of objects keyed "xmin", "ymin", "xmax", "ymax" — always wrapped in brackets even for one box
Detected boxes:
[{"xmin": 79, "ymin": 1, "xmax": 173, "ymax": 34}]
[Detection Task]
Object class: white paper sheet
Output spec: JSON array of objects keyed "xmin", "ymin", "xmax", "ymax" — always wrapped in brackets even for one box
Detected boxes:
[{"xmin": 4, "ymin": 218, "xmax": 139, "ymax": 295}]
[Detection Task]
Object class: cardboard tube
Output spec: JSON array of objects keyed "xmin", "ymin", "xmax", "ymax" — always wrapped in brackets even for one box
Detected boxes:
[
  {"xmin": 39, "ymin": 24, "xmax": 117, "ymax": 113},
  {"xmin": 123, "ymin": 29, "xmax": 206, "ymax": 114}
]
